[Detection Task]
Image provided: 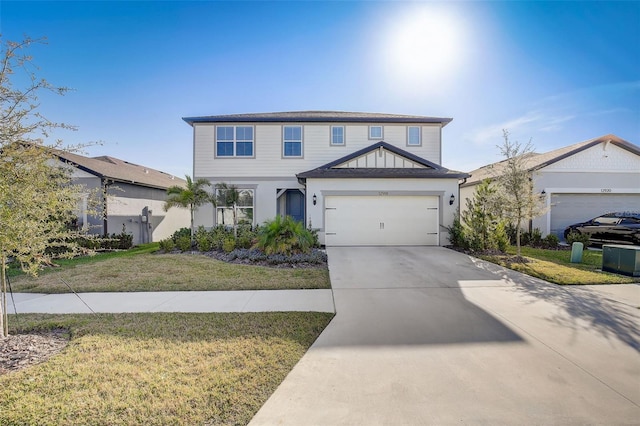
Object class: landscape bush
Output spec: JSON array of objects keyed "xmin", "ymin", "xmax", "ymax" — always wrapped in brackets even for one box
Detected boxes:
[
  {"xmin": 255, "ymin": 215, "xmax": 315, "ymax": 255},
  {"xmin": 566, "ymin": 231, "xmax": 591, "ymax": 247},
  {"xmin": 542, "ymin": 234, "xmax": 560, "ymax": 249},
  {"xmin": 159, "ymin": 219, "xmax": 326, "ymax": 265},
  {"xmin": 176, "ymin": 235, "xmax": 193, "ymax": 252}
]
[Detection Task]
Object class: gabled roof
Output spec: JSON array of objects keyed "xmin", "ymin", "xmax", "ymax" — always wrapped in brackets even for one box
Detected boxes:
[
  {"xmin": 56, "ymin": 151, "xmax": 185, "ymax": 190},
  {"xmin": 462, "ymin": 134, "xmax": 640, "ymax": 187},
  {"xmin": 183, "ymin": 110, "xmax": 452, "ymax": 126},
  {"xmin": 297, "ymin": 142, "xmax": 468, "ymax": 180}
]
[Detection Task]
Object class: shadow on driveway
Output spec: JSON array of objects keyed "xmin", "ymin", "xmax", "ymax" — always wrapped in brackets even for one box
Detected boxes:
[
  {"xmin": 470, "ymin": 257, "xmax": 640, "ymax": 352},
  {"xmin": 319, "ymin": 247, "xmax": 523, "ymax": 347}
]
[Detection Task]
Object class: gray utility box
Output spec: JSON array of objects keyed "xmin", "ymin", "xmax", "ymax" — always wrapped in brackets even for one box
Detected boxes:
[{"xmin": 602, "ymin": 245, "xmax": 640, "ymax": 277}]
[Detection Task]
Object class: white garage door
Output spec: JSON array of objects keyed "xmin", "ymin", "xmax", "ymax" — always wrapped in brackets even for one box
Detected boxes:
[
  {"xmin": 325, "ymin": 195, "xmax": 439, "ymax": 246},
  {"xmin": 550, "ymin": 193, "xmax": 640, "ymax": 239}
]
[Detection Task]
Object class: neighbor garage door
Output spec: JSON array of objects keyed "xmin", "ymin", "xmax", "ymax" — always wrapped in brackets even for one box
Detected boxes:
[
  {"xmin": 550, "ymin": 193, "xmax": 640, "ymax": 239},
  {"xmin": 325, "ymin": 195, "xmax": 439, "ymax": 246}
]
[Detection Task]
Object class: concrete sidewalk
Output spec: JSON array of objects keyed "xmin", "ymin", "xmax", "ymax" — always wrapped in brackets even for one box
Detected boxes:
[{"xmin": 8, "ymin": 289, "xmax": 335, "ymax": 314}]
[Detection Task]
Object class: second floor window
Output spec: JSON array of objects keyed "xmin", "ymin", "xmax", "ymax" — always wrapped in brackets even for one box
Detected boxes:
[
  {"xmin": 331, "ymin": 126, "xmax": 345, "ymax": 145},
  {"xmin": 407, "ymin": 126, "xmax": 421, "ymax": 146},
  {"xmin": 369, "ymin": 125, "xmax": 383, "ymax": 139},
  {"xmin": 283, "ymin": 125, "xmax": 303, "ymax": 157},
  {"xmin": 216, "ymin": 126, "xmax": 254, "ymax": 157}
]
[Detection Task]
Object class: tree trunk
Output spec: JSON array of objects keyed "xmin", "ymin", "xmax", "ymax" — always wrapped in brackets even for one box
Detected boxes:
[
  {"xmin": 1, "ymin": 253, "xmax": 7, "ymax": 338},
  {"xmin": 190, "ymin": 204, "xmax": 195, "ymax": 242},
  {"xmin": 516, "ymin": 220, "xmax": 522, "ymax": 257}
]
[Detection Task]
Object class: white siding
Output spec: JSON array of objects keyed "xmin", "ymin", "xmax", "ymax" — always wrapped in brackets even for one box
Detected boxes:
[
  {"xmin": 543, "ymin": 143, "xmax": 640, "ymax": 172},
  {"xmin": 193, "ymin": 122, "xmax": 443, "ymax": 178}
]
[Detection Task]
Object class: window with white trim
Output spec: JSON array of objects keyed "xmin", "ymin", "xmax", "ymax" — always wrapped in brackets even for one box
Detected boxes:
[
  {"xmin": 331, "ymin": 126, "xmax": 345, "ymax": 145},
  {"xmin": 215, "ymin": 188, "xmax": 254, "ymax": 225},
  {"xmin": 216, "ymin": 126, "xmax": 254, "ymax": 157},
  {"xmin": 369, "ymin": 125, "xmax": 383, "ymax": 139},
  {"xmin": 283, "ymin": 125, "xmax": 303, "ymax": 157},
  {"xmin": 407, "ymin": 126, "xmax": 421, "ymax": 146}
]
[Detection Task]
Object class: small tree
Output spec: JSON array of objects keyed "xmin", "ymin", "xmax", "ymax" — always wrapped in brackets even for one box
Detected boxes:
[
  {"xmin": 494, "ymin": 130, "xmax": 546, "ymax": 256},
  {"xmin": 164, "ymin": 175, "xmax": 212, "ymax": 242},
  {"xmin": 214, "ymin": 183, "xmax": 240, "ymax": 237},
  {"xmin": 0, "ymin": 37, "xmax": 86, "ymax": 337},
  {"xmin": 460, "ymin": 179, "xmax": 508, "ymax": 252}
]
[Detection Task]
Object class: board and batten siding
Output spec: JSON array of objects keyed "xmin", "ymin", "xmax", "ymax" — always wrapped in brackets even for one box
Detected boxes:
[{"xmin": 193, "ymin": 122, "xmax": 442, "ymax": 178}]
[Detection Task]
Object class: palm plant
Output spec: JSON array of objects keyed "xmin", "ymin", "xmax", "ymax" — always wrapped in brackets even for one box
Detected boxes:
[
  {"xmin": 164, "ymin": 175, "xmax": 212, "ymax": 241},
  {"xmin": 255, "ymin": 215, "xmax": 315, "ymax": 255},
  {"xmin": 215, "ymin": 182, "xmax": 240, "ymax": 236}
]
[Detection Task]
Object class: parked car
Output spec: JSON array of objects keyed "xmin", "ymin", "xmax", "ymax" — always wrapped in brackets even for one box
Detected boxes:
[{"xmin": 564, "ymin": 212, "xmax": 640, "ymax": 246}]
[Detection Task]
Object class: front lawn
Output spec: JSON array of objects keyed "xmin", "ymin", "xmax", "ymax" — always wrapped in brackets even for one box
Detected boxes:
[
  {"xmin": 0, "ymin": 312, "xmax": 333, "ymax": 425},
  {"xmin": 479, "ymin": 246, "xmax": 639, "ymax": 285},
  {"xmin": 11, "ymin": 253, "xmax": 331, "ymax": 293}
]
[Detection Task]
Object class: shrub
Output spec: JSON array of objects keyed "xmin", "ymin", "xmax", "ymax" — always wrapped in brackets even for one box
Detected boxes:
[
  {"xmin": 171, "ymin": 227, "xmax": 191, "ymax": 243},
  {"xmin": 255, "ymin": 215, "xmax": 314, "ymax": 255},
  {"xmin": 492, "ymin": 220, "xmax": 509, "ymax": 253},
  {"xmin": 223, "ymin": 237, "xmax": 236, "ymax": 253},
  {"xmin": 211, "ymin": 225, "xmax": 228, "ymax": 250},
  {"xmin": 176, "ymin": 235, "xmax": 192, "ymax": 252},
  {"xmin": 236, "ymin": 224, "xmax": 259, "ymax": 249},
  {"xmin": 542, "ymin": 234, "xmax": 559, "ymax": 249},
  {"xmin": 566, "ymin": 231, "xmax": 591, "ymax": 246},
  {"xmin": 529, "ymin": 228, "xmax": 543, "ymax": 247},
  {"xmin": 447, "ymin": 215, "xmax": 468, "ymax": 249},
  {"xmin": 194, "ymin": 226, "xmax": 214, "ymax": 252},
  {"xmin": 159, "ymin": 238, "xmax": 175, "ymax": 252}
]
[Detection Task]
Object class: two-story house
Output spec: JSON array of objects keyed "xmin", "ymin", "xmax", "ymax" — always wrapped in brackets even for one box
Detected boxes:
[{"xmin": 184, "ymin": 111, "xmax": 468, "ymax": 246}]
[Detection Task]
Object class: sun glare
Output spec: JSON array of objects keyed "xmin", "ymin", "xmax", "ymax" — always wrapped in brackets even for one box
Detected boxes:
[{"xmin": 381, "ymin": 7, "xmax": 464, "ymax": 91}]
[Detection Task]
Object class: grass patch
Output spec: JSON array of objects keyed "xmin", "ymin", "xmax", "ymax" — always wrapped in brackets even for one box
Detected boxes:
[
  {"xmin": 1, "ymin": 312, "xmax": 333, "ymax": 425},
  {"xmin": 479, "ymin": 246, "xmax": 639, "ymax": 285},
  {"xmin": 7, "ymin": 243, "xmax": 161, "ymax": 278},
  {"xmin": 11, "ymin": 253, "xmax": 331, "ymax": 293}
]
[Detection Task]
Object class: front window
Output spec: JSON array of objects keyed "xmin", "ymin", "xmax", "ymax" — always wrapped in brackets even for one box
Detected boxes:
[
  {"xmin": 216, "ymin": 126, "xmax": 254, "ymax": 157},
  {"xmin": 407, "ymin": 126, "xmax": 421, "ymax": 146},
  {"xmin": 331, "ymin": 126, "xmax": 345, "ymax": 145},
  {"xmin": 369, "ymin": 125, "xmax": 383, "ymax": 139},
  {"xmin": 283, "ymin": 125, "xmax": 303, "ymax": 157},
  {"xmin": 215, "ymin": 188, "xmax": 254, "ymax": 225}
]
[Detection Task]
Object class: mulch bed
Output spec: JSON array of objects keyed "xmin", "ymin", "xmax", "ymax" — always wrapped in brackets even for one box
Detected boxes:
[{"xmin": 0, "ymin": 330, "xmax": 69, "ymax": 375}]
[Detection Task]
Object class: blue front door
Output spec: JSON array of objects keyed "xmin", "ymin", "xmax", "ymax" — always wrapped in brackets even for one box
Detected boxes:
[{"xmin": 286, "ymin": 190, "xmax": 305, "ymax": 223}]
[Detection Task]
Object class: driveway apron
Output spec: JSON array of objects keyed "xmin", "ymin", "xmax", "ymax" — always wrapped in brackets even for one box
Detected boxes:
[{"xmin": 250, "ymin": 246, "xmax": 640, "ymax": 425}]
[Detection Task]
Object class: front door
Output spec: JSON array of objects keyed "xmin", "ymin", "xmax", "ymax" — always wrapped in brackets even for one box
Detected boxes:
[{"xmin": 286, "ymin": 190, "xmax": 305, "ymax": 223}]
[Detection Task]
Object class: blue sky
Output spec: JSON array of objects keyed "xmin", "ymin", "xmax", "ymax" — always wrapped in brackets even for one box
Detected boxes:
[{"xmin": 2, "ymin": 1, "xmax": 638, "ymax": 177}]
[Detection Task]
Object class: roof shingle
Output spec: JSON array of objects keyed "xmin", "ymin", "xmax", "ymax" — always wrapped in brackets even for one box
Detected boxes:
[{"xmin": 183, "ymin": 110, "xmax": 452, "ymax": 126}]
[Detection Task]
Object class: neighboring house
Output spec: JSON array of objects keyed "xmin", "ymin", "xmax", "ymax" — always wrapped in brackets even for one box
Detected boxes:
[
  {"xmin": 183, "ymin": 111, "xmax": 468, "ymax": 246},
  {"xmin": 460, "ymin": 134, "xmax": 640, "ymax": 240},
  {"xmin": 55, "ymin": 151, "xmax": 190, "ymax": 245}
]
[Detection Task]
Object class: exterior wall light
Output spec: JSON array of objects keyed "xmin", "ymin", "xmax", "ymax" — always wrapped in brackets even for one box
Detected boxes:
[
  {"xmin": 449, "ymin": 194, "xmax": 455, "ymax": 205},
  {"xmin": 312, "ymin": 194, "xmax": 317, "ymax": 205},
  {"xmin": 541, "ymin": 189, "xmax": 546, "ymax": 195}
]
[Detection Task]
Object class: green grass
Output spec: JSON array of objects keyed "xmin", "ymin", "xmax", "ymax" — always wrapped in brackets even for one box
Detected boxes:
[
  {"xmin": 7, "ymin": 243, "xmax": 161, "ymax": 278},
  {"xmin": 11, "ymin": 250, "xmax": 331, "ymax": 293},
  {"xmin": 1, "ymin": 312, "xmax": 333, "ymax": 426},
  {"xmin": 479, "ymin": 246, "xmax": 639, "ymax": 285}
]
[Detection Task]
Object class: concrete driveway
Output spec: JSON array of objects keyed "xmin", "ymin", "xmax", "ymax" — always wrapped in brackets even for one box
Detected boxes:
[{"xmin": 250, "ymin": 246, "xmax": 639, "ymax": 425}]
